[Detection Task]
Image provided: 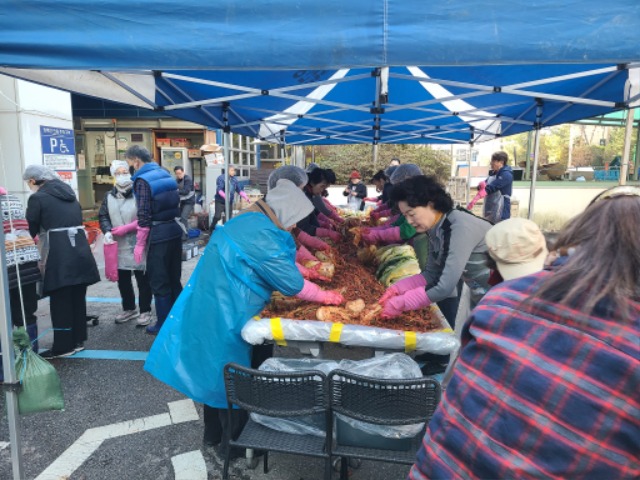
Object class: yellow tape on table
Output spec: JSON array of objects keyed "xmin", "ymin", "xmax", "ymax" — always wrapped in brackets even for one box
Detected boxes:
[
  {"xmin": 404, "ymin": 331, "xmax": 417, "ymax": 353},
  {"xmin": 329, "ymin": 323, "xmax": 344, "ymax": 343},
  {"xmin": 270, "ymin": 317, "xmax": 287, "ymax": 346}
]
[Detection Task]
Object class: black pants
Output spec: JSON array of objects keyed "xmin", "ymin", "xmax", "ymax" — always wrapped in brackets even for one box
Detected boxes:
[
  {"xmin": 146, "ymin": 237, "xmax": 182, "ymax": 299},
  {"xmin": 9, "ymin": 282, "xmax": 38, "ymax": 327},
  {"xmin": 203, "ymin": 344, "xmax": 274, "ymax": 446},
  {"xmin": 212, "ymin": 200, "xmax": 233, "ymax": 229},
  {"xmin": 49, "ymin": 285, "xmax": 88, "ymax": 353},
  {"xmin": 117, "ymin": 269, "xmax": 153, "ymax": 313},
  {"xmin": 179, "ymin": 203, "xmax": 195, "ymax": 233}
]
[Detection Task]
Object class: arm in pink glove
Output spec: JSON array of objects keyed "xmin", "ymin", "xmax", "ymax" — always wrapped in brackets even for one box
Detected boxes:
[
  {"xmin": 296, "ymin": 245, "xmax": 320, "ymax": 264},
  {"xmin": 111, "ymin": 220, "xmax": 138, "ymax": 237},
  {"xmin": 133, "ymin": 227, "xmax": 150, "ymax": 264},
  {"xmin": 104, "ymin": 242, "xmax": 119, "ymax": 282},
  {"xmin": 322, "ymin": 197, "xmax": 338, "ymax": 213},
  {"xmin": 296, "ymin": 263, "xmax": 330, "ymax": 282},
  {"xmin": 297, "ymin": 230, "xmax": 331, "ymax": 251},
  {"xmin": 217, "ymin": 190, "xmax": 226, "ymax": 199},
  {"xmin": 296, "ymin": 280, "xmax": 344, "ymax": 305},
  {"xmin": 379, "ymin": 274, "xmax": 427, "ymax": 305},
  {"xmin": 364, "ymin": 197, "xmax": 378, "ymax": 202},
  {"xmin": 316, "ymin": 227, "xmax": 341, "ymax": 243},
  {"xmin": 362, "ymin": 226, "xmax": 401, "ymax": 245},
  {"xmin": 381, "ymin": 286, "xmax": 431, "ymax": 319},
  {"xmin": 328, "ymin": 209, "xmax": 345, "ymax": 224},
  {"xmin": 317, "ymin": 216, "xmax": 334, "ymax": 230},
  {"xmin": 239, "ymin": 191, "xmax": 250, "ymax": 202},
  {"xmin": 467, "ymin": 192, "xmax": 483, "ymax": 210},
  {"xmin": 0, "ymin": 187, "xmax": 7, "ymax": 195}
]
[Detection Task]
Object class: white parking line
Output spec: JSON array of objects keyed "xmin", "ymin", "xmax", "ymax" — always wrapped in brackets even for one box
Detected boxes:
[
  {"xmin": 35, "ymin": 400, "xmax": 200, "ymax": 480},
  {"xmin": 171, "ymin": 450, "xmax": 207, "ymax": 480}
]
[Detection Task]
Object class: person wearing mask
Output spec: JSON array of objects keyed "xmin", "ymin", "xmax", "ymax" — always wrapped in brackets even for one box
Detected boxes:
[
  {"xmin": 343, "ymin": 170, "xmax": 367, "ymax": 211},
  {"xmin": 212, "ymin": 165, "xmax": 250, "ymax": 229},
  {"xmin": 173, "ymin": 165, "xmax": 195, "ymax": 235},
  {"xmin": 477, "ymin": 150, "xmax": 514, "ymax": 223},
  {"xmin": 23, "ymin": 165, "xmax": 100, "ymax": 358},
  {"xmin": 98, "ymin": 160, "xmax": 154, "ymax": 327},
  {"xmin": 378, "ymin": 175, "xmax": 492, "ymax": 329},
  {"xmin": 389, "ymin": 157, "xmax": 401, "ymax": 167},
  {"xmin": 144, "ymin": 178, "xmax": 344, "ymax": 456},
  {"xmin": 125, "ymin": 146, "xmax": 183, "ymax": 335},
  {"xmin": 0, "ymin": 186, "xmax": 41, "ymax": 355},
  {"xmin": 410, "ymin": 185, "xmax": 640, "ymax": 480},
  {"xmin": 362, "ymin": 164, "xmax": 423, "ymax": 247},
  {"xmin": 297, "ymin": 168, "xmax": 341, "ymax": 243}
]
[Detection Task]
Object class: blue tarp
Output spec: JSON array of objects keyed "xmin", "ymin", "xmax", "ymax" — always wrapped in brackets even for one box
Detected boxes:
[
  {"xmin": 1, "ymin": 1, "xmax": 639, "ymax": 144},
  {"xmin": 1, "ymin": 1, "xmax": 640, "ymax": 69}
]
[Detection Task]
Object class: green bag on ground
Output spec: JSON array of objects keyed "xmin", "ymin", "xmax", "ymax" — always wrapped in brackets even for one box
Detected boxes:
[{"xmin": 13, "ymin": 328, "xmax": 65, "ymax": 415}]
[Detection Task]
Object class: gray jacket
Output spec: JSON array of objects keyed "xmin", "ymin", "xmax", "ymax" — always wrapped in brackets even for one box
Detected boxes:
[{"xmin": 422, "ymin": 208, "xmax": 492, "ymax": 308}]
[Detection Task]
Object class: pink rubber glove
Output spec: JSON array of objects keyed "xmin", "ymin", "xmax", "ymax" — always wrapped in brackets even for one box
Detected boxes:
[
  {"xmin": 134, "ymin": 227, "xmax": 150, "ymax": 264},
  {"xmin": 371, "ymin": 208, "xmax": 392, "ymax": 222},
  {"xmin": 239, "ymin": 191, "xmax": 250, "ymax": 202},
  {"xmin": 381, "ymin": 287, "xmax": 431, "ymax": 319},
  {"xmin": 296, "ymin": 280, "xmax": 344, "ymax": 305},
  {"xmin": 104, "ymin": 242, "xmax": 119, "ymax": 282},
  {"xmin": 322, "ymin": 197, "xmax": 338, "ymax": 213},
  {"xmin": 0, "ymin": 187, "xmax": 7, "ymax": 195},
  {"xmin": 478, "ymin": 188, "xmax": 488, "ymax": 199},
  {"xmin": 478, "ymin": 181, "xmax": 486, "ymax": 190},
  {"xmin": 317, "ymin": 213, "xmax": 336, "ymax": 227},
  {"xmin": 467, "ymin": 192, "xmax": 483, "ymax": 210},
  {"xmin": 317, "ymin": 217, "xmax": 334, "ymax": 230},
  {"xmin": 217, "ymin": 190, "xmax": 226, "ymax": 199},
  {"xmin": 297, "ymin": 231, "xmax": 330, "ymax": 251},
  {"xmin": 296, "ymin": 245, "xmax": 319, "ymax": 264},
  {"xmin": 296, "ymin": 262, "xmax": 330, "ymax": 282},
  {"xmin": 364, "ymin": 197, "xmax": 378, "ymax": 202},
  {"xmin": 379, "ymin": 274, "xmax": 427, "ymax": 304},
  {"xmin": 316, "ymin": 228, "xmax": 341, "ymax": 243},
  {"xmin": 382, "ymin": 214, "xmax": 400, "ymax": 226},
  {"xmin": 111, "ymin": 220, "xmax": 138, "ymax": 237},
  {"xmin": 362, "ymin": 226, "xmax": 401, "ymax": 245},
  {"xmin": 328, "ymin": 210, "xmax": 345, "ymax": 224}
]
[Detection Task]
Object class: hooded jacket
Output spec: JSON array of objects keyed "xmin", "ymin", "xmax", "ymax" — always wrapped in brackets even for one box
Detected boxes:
[{"xmin": 25, "ymin": 179, "xmax": 100, "ymax": 294}]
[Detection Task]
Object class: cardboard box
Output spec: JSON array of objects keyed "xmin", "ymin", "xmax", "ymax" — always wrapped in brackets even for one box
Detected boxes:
[
  {"xmin": 156, "ymin": 138, "xmax": 171, "ymax": 147},
  {"xmin": 171, "ymin": 138, "xmax": 191, "ymax": 148},
  {"xmin": 188, "ymin": 148, "xmax": 201, "ymax": 158}
]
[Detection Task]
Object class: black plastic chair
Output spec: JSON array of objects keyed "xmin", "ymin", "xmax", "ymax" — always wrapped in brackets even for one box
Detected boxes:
[
  {"xmin": 223, "ymin": 363, "xmax": 332, "ymax": 480},
  {"xmin": 329, "ymin": 370, "xmax": 441, "ymax": 480}
]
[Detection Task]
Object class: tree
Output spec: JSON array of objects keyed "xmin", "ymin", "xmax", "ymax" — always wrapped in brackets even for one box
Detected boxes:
[{"xmin": 307, "ymin": 144, "xmax": 451, "ymax": 184}]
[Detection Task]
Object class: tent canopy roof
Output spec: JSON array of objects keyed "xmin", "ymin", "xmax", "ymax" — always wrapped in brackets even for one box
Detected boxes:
[{"xmin": 2, "ymin": 0, "xmax": 640, "ymax": 70}]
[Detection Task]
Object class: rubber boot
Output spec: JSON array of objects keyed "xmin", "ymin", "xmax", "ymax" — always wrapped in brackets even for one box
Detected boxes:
[
  {"xmin": 26, "ymin": 323, "xmax": 39, "ymax": 353},
  {"xmin": 146, "ymin": 294, "xmax": 172, "ymax": 335}
]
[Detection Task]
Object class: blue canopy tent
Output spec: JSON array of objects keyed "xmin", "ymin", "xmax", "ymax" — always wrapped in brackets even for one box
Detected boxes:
[{"xmin": 2, "ymin": 2, "xmax": 640, "ymax": 478}]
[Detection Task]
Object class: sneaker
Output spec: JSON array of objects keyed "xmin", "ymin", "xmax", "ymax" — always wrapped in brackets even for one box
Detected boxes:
[
  {"xmin": 74, "ymin": 343, "xmax": 85, "ymax": 353},
  {"xmin": 115, "ymin": 309, "xmax": 139, "ymax": 324},
  {"xmin": 40, "ymin": 349, "xmax": 76, "ymax": 359},
  {"xmin": 136, "ymin": 311, "xmax": 154, "ymax": 327}
]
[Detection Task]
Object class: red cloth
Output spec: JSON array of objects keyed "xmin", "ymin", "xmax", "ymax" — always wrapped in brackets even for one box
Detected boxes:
[{"xmin": 104, "ymin": 242, "xmax": 119, "ymax": 282}]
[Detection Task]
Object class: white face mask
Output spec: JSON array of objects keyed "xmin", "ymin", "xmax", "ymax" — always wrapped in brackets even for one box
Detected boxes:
[{"xmin": 115, "ymin": 174, "xmax": 132, "ymax": 186}]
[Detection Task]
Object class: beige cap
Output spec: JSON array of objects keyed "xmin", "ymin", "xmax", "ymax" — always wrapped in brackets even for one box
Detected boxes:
[
  {"xmin": 485, "ymin": 218, "xmax": 548, "ymax": 281},
  {"xmin": 200, "ymin": 143, "xmax": 222, "ymax": 152}
]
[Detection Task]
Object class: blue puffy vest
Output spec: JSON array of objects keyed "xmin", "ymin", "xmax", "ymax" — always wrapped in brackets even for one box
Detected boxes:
[{"xmin": 133, "ymin": 163, "xmax": 182, "ymax": 244}]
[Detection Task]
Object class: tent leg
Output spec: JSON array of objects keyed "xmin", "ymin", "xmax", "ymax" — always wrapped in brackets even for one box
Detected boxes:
[
  {"xmin": 0, "ymin": 229, "xmax": 25, "ymax": 479},
  {"xmin": 528, "ymin": 128, "xmax": 542, "ymax": 220},
  {"xmin": 466, "ymin": 143, "xmax": 473, "ymax": 205},
  {"xmin": 223, "ymin": 131, "xmax": 231, "ymax": 222},
  {"xmin": 619, "ymin": 107, "xmax": 635, "ymax": 185}
]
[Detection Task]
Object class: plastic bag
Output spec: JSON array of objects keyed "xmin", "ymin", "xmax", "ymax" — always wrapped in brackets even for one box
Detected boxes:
[
  {"xmin": 251, "ymin": 358, "xmax": 338, "ymax": 437},
  {"xmin": 13, "ymin": 328, "xmax": 65, "ymax": 415},
  {"xmin": 89, "ymin": 231, "xmax": 105, "ymax": 274},
  {"xmin": 104, "ymin": 241, "xmax": 119, "ymax": 282},
  {"xmin": 335, "ymin": 353, "xmax": 424, "ymax": 439}
]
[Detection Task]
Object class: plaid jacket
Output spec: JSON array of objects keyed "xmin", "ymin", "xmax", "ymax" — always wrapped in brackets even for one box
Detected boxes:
[{"xmin": 410, "ymin": 270, "xmax": 640, "ymax": 480}]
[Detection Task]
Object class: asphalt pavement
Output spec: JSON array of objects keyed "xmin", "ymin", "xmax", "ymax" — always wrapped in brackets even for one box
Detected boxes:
[{"xmin": 0, "ymin": 252, "xmax": 412, "ymax": 480}]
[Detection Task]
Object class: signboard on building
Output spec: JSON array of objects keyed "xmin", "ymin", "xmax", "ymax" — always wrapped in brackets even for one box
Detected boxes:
[{"xmin": 40, "ymin": 125, "xmax": 76, "ymax": 170}]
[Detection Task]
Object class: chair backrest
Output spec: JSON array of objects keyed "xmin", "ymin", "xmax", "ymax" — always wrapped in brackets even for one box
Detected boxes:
[
  {"xmin": 329, "ymin": 370, "xmax": 441, "ymax": 426},
  {"xmin": 224, "ymin": 362, "xmax": 328, "ymax": 417}
]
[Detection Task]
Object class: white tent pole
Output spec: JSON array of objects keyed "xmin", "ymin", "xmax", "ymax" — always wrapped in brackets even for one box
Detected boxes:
[
  {"xmin": 528, "ymin": 128, "xmax": 542, "ymax": 220},
  {"xmin": 467, "ymin": 140, "xmax": 474, "ymax": 205},
  {"xmin": 372, "ymin": 144, "xmax": 379, "ymax": 167},
  {"xmin": 619, "ymin": 108, "xmax": 635, "ymax": 185},
  {"xmin": 222, "ymin": 107, "xmax": 231, "ymax": 223},
  {"xmin": 0, "ymin": 227, "xmax": 25, "ymax": 479}
]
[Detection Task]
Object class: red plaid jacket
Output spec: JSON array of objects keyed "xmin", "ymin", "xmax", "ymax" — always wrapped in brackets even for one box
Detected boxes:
[{"xmin": 410, "ymin": 270, "xmax": 640, "ymax": 480}]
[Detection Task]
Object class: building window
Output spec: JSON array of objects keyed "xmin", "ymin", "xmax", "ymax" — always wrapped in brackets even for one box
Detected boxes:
[{"xmin": 229, "ymin": 133, "xmax": 257, "ymax": 178}]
